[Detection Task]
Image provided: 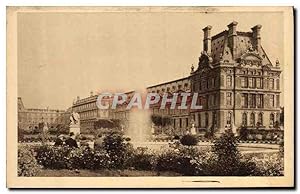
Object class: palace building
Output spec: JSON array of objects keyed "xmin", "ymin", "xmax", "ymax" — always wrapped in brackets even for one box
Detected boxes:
[
  {"xmin": 18, "ymin": 97, "xmax": 70, "ymax": 131},
  {"xmin": 147, "ymin": 21, "xmax": 281, "ymax": 134},
  {"xmin": 71, "ymin": 21, "xmax": 282, "ymax": 135}
]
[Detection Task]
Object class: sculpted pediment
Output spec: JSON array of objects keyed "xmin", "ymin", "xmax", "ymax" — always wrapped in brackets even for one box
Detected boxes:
[{"xmin": 239, "ymin": 52, "xmax": 263, "ymax": 67}]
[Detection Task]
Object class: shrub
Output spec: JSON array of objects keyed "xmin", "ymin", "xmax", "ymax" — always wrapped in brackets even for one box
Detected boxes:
[
  {"xmin": 239, "ymin": 126, "xmax": 249, "ymax": 140},
  {"xmin": 35, "ymin": 145, "xmax": 72, "ymax": 169},
  {"xmin": 126, "ymin": 147, "xmax": 156, "ymax": 171},
  {"xmin": 210, "ymin": 131, "xmax": 261, "ymax": 176},
  {"xmin": 35, "ymin": 145, "xmax": 110, "ymax": 170},
  {"xmin": 180, "ymin": 134, "xmax": 198, "ymax": 146},
  {"xmin": 18, "ymin": 146, "xmax": 41, "ymax": 176},
  {"xmin": 156, "ymin": 145, "xmax": 209, "ymax": 176},
  {"xmin": 102, "ymin": 131, "xmax": 133, "ymax": 169}
]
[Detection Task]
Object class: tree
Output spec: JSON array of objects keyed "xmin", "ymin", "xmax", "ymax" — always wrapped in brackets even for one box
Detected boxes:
[{"xmin": 211, "ymin": 131, "xmax": 258, "ymax": 176}]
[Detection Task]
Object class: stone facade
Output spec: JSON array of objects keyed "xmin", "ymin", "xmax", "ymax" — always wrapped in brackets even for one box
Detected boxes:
[
  {"xmin": 71, "ymin": 92, "xmax": 111, "ymax": 132},
  {"xmin": 147, "ymin": 21, "xmax": 282, "ymax": 134},
  {"xmin": 18, "ymin": 97, "xmax": 69, "ymax": 131}
]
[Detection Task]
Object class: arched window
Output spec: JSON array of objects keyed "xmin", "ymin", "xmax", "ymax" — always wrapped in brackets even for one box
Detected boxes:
[
  {"xmin": 270, "ymin": 113, "xmax": 274, "ymax": 126},
  {"xmin": 242, "ymin": 113, "xmax": 247, "ymax": 126},
  {"xmin": 258, "ymin": 113, "xmax": 263, "ymax": 126},
  {"xmin": 250, "ymin": 113, "xmax": 255, "ymax": 126}
]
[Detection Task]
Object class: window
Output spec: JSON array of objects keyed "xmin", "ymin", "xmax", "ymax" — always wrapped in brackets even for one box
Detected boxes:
[
  {"xmin": 227, "ymin": 75, "xmax": 232, "ymax": 87},
  {"xmin": 227, "ymin": 112, "xmax": 232, "ymax": 125},
  {"xmin": 226, "ymin": 92, "xmax": 232, "ymax": 105},
  {"xmin": 269, "ymin": 78, "xmax": 274, "ymax": 89},
  {"xmin": 242, "ymin": 113, "xmax": 247, "ymax": 126},
  {"xmin": 276, "ymin": 95, "xmax": 280, "ymax": 108},
  {"xmin": 241, "ymin": 94, "xmax": 248, "ymax": 108},
  {"xmin": 179, "ymin": 118, "xmax": 182, "ymax": 128},
  {"xmin": 210, "ymin": 95, "xmax": 214, "ymax": 106},
  {"xmin": 276, "ymin": 79, "xmax": 280, "ymax": 90},
  {"xmin": 212, "ymin": 112, "xmax": 217, "ymax": 126},
  {"xmin": 249, "ymin": 77, "xmax": 255, "ymax": 88},
  {"xmin": 249, "ymin": 94, "xmax": 256, "ymax": 108},
  {"xmin": 198, "ymin": 113, "xmax": 201, "ymax": 127},
  {"xmin": 241, "ymin": 77, "xmax": 247, "ymax": 88},
  {"xmin": 250, "ymin": 113, "xmax": 255, "ymax": 126},
  {"xmin": 255, "ymin": 94, "xmax": 262, "ymax": 108},
  {"xmin": 205, "ymin": 113, "xmax": 209, "ymax": 127},
  {"xmin": 270, "ymin": 113, "xmax": 274, "ymax": 126},
  {"xmin": 258, "ymin": 113, "xmax": 263, "ymax": 126},
  {"xmin": 269, "ymin": 95, "xmax": 275, "ymax": 107},
  {"xmin": 212, "ymin": 78, "xmax": 215, "ymax": 88},
  {"xmin": 256, "ymin": 78, "xmax": 262, "ymax": 89},
  {"xmin": 186, "ymin": 118, "xmax": 189, "ymax": 128}
]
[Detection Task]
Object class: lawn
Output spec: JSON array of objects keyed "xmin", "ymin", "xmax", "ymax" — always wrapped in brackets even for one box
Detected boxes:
[{"xmin": 36, "ymin": 169, "xmax": 181, "ymax": 177}]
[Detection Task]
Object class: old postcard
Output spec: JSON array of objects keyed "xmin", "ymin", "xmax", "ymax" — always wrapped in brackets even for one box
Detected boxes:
[{"xmin": 7, "ymin": 6, "xmax": 294, "ymax": 188}]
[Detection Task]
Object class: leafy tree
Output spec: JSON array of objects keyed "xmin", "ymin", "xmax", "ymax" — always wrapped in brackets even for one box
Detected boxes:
[{"xmin": 211, "ymin": 131, "xmax": 258, "ymax": 175}]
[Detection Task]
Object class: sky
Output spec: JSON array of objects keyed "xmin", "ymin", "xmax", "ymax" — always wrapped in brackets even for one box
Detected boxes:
[{"xmin": 17, "ymin": 9, "xmax": 284, "ymax": 109}]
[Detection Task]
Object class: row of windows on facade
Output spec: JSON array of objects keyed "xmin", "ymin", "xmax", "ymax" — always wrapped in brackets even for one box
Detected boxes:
[
  {"xmin": 18, "ymin": 117, "xmax": 65, "ymax": 123},
  {"xmin": 178, "ymin": 111, "xmax": 278, "ymax": 129},
  {"xmin": 73, "ymin": 102, "xmax": 97, "ymax": 112},
  {"xmin": 80, "ymin": 109, "xmax": 109, "ymax": 118},
  {"xmin": 150, "ymin": 83, "xmax": 190, "ymax": 94},
  {"xmin": 241, "ymin": 112, "xmax": 279, "ymax": 127},
  {"xmin": 193, "ymin": 76, "xmax": 279, "ymax": 91},
  {"xmin": 240, "ymin": 77, "xmax": 279, "ymax": 90},
  {"xmin": 152, "ymin": 108, "xmax": 189, "ymax": 115},
  {"xmin": 241, "ymin": 93, "xmax": 279, "ymax": 108}
]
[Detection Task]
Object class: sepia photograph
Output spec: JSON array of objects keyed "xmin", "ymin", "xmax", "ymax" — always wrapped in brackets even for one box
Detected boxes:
[{"xmin": 6, "ymin": 6, "xmax": 294, "ymax": 188}]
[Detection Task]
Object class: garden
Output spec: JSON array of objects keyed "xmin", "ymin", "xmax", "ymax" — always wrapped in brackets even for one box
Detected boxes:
[{"xmin": 18, "ymin": 131, "xmax": 284, "ymax": 177}]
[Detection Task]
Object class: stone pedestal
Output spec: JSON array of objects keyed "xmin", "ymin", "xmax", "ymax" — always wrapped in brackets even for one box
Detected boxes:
[{"xmin": 69, "ymin": 125, "xmax": 80, "ymax": 135}]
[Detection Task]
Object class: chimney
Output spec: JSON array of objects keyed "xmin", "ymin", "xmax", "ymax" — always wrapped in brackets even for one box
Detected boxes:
[
  {"xmin": 77, "ymin": 96, "xmax": 80, "ymax": 101},
  {"xmin": 90, "ymin": 91, "xmax": 93, "ymax": 96},
  {"xmin": 202, "ymin": 25, "xmax": 212, "ymax": 55},
  {"xmin": 251, "ymin": 24, "xmax": 262, "ymax": 51},
  {"xmin": 227, "ymin": 21, "xmax": 238, "ymax": 59}
]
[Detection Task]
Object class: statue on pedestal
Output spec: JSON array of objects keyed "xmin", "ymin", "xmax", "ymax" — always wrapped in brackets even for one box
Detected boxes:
[{"xmin": 69, "ymin": 112, "xmax": 80, "ymax": 135}]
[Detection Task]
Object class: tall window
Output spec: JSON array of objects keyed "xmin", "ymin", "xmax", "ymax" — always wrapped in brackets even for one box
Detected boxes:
[
  {"xmin": 212, "ymin": 112, "xmax": 217, "ymax": 126},
  {"xmin": 256, "ymin": 78, "xmax": 262, "ymax": 89},
  {"xmin": 242, "ymin": 113, "xmax": 247, "ymax": 126},
  {"xmin": 270, "ymin": 113, "xmax": 275, "ymax": 126},
  {"xmin": 269, "ymin": 95, "xmax": 275, "ymax": 107},
  {"xmin": 179, "ymin": 118, "xmax": 182, "ymax": 128},
  {"xmin": 250, "ymin": 113, "xmax": 255, "ymax": 126},
  {"xmin": 249, "ymin": 94, "xmax": 256, "ymax": 108},
  {"xmin": 276, "ymin": 79, "xmax": 280, "ymax": 90},
  {"xmin": 205, "ymin": 113, "xmax": 209, "ymax": 127},
  {"xmin": 256, "ymin": 94, "xmax": 263, "ymax": 108},
  {"xmin": 227, "ymin": 75, "xmax": 232, "ymax": 87},
  {"xmin": 249, "ymin": 77, "xmax": 255, "ymax": 88},
  {"xmin": 186, "ymin": 118, "xmax": 189, "ymax": 128},
  {"xmin": 212, "ymin": 78, "xmax": 215, "ymax": 88},
  {"xmin": 258, "ymin": 113, "xmax": 263, "ymax": 126},
  {"xmin": 227, "ymin": 112, "xmax": 232, "ymax": 125},
  {"xmin": 226, "ymin": 92, "xmax": 232, "ymax": 106},
  {"xmin": 241, "ymin": 93, "xmax": 248, "ymax": 108},
  {"xmin": 269, "ymin": 78, "xmax": 274, "ymax": 89},
  {"xmin": 198, "ymin": 113, "xmax": 201, "ymax": 127},
  {"xmin": 241, "ymin": 77, "xmax": 247, "ymax": 88},
  {"xmin": 276, "ymin": 95, "xmax": 280, "ymax": 108}
]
